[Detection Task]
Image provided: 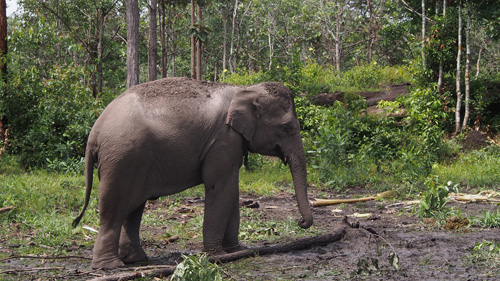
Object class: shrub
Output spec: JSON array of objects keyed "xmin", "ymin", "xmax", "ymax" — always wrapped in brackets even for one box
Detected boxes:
[
  {"xmin": 0, "ymin": 64, "xmax": 109, "ymax": 169},
  {"xmin": 171, "ymin": 254, "xmax": 224, "ymax": 281}
]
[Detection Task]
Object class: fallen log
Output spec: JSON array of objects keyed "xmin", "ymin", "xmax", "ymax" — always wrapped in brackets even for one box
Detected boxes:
[
  {"xmin": 89, "ymin": 225, "xmax": 347, "ymax": 281},
  {"xmin": 312, "ymin": 190, "xmax": 393, "ymax": 207}
]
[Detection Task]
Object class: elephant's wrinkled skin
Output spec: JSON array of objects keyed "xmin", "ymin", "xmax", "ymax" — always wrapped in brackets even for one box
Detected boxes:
[{"xmin": 72, "ymin": 77, "xmax": 313, "ymax": 269}]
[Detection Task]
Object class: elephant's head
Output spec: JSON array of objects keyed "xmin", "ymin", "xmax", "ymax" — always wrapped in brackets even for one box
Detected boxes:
[{"xmin": 226, "ymin": 82, "xmax": 313, "ymax": 229}]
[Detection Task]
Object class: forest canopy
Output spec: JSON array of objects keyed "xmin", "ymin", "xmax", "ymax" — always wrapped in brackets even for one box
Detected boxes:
[{"xmin": 1, "ymin": 0, "xmax": 500, "ymax": 178}]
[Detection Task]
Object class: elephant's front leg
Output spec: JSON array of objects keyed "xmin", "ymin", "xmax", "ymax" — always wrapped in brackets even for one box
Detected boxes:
[{"xmin": 202, "ymin": 164, "xmax": 241, "ymax": 254}]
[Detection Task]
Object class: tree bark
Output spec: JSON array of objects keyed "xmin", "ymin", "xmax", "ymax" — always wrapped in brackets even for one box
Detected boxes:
[
  {"xmin": 437, "ymin": 0, "xmax": 446, "ymax": 93},
  {"xmin": 190, "ymin": 0, "xmax": 195, "ymax": 79},
  {"xmin": 476, "ymin": 47, "xmax": 482, "ymax": 78},
  {"xmin": 148, "ymin": 0, "xmax": 158, "ymax": 82},
  {"xmin": 126, "ymin": 0, "xmax": 140, "ymax": 88},
  {"xmin": 335, "ymin": 0, "xmax": 343, "ymax": 72},
  {"xmin": 229, "ymin": 0, "xmax": 238, "ymax": 73},
  {"xmin": 462, "ymin": 4, "xmax": 471, "ymax": 130},
  {"xmin": 455, "ymin": 0, "xmax": 463, "ymax": 134},
  {"xmin": 160, "ymin": 0, "xmax": 167, "ymax": 78},
  {"xmin": 196, "ymin": 4, "xmax": 202, "ymax": 80},
  {"xmin": 0, "ymin": 0, "xmax": 7, "ymax": 76},
  {"xmin": 421, "ymin": 0, "xmax": 426, "ymax": 67}
]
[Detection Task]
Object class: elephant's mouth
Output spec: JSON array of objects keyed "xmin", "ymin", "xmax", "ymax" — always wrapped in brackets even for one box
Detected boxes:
[{"xmin": 274, "ymin": 145, "xmax": 288, "ymax": 165}]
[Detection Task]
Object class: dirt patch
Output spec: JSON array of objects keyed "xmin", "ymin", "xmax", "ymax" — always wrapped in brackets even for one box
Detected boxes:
[
  {"xmin": 1, "ymin": 190, "xmax": 499, "ymax": 280},
  {"xmin": 463, "ymin": 130, "xmax": 489, "ymax": 150}
]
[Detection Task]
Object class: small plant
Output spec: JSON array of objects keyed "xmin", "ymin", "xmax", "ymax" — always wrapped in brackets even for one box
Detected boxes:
[
  {"xmin": 416, "ymin": 177, "xmax": 458, "ymax": 219},
  {"xmin": 468, "ymin": 241, "xmax": 500, "ymax": 268},
  {"xmin": 171, "ymin": 254, "xmax": 225, "ymax": 281},
  {"xmin": 472, "ymin": 209, "xmax": 500, "ymax": 228}
]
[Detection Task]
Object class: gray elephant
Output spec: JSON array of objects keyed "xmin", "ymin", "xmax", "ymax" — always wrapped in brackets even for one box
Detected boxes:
[{"xmin": 72, "ymin": 77, "xmax": 313, "ymax": 269}]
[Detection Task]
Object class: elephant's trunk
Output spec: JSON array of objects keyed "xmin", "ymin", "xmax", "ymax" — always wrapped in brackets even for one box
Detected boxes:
[{"xmin": 286, "ymin": 137, "xmax": 313, "ymax": 229}]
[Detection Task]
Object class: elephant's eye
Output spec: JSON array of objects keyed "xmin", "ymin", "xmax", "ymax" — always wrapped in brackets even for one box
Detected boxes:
[{"xmin": 279, "ymin": 124, "xmax": 293, "ymax": 135}]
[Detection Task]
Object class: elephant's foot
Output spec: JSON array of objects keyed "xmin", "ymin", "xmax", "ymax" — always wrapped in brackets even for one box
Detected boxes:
[
  {"xmin": 224, "ymin": 243, "xmax": 247, "ymax": 253},
  {"xmin": 118, "ymin": 245, "xmax": 148, "ymax": 264},
  {"xmin": 92, "ymin": 256, "xmax": 125, "ymax": 270},
  {"xmin": 204, "ymin": 245, "xmax": 226, "ymax": 256}
]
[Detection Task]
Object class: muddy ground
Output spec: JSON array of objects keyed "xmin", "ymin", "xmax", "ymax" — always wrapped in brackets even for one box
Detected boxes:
[{"xmin": 1, "ymin": 189, "xmax": 499, "ymax": 280}]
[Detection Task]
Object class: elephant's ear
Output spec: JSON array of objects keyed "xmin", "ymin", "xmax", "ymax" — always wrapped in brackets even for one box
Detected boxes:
[{"xmin": 226, "ymin": 90, "xmax": 260, "ymax": 141}]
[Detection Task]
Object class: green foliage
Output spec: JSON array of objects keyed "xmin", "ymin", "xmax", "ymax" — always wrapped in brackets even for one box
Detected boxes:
[
  {"xmin": 416, "ymin": 176, "xmax": 458, "ymax": 219},
  {"xmin": 468, "ymin": 241, "xmax": 500, "ymax": 269},
  {"xmin": 222, "ymin": 68, "xmax": 270, "ymax": 86},
  {"xmin": 171, "ymin": 254, "xmax": 224, "ymax": 281},
  {"xmin": 0, "ymin": 64, "xmax": 108, "ymax": 168},
  {"xmin": 472, "ymin": 210, "xmax": 500, "ymax": 228},
  {"xmin": 305, "ymin": 84, "xmax": 449, "ymax": 189},
  {"xmin": 433, "ymin": 146, "xmax": 500, "ymax": 188}
]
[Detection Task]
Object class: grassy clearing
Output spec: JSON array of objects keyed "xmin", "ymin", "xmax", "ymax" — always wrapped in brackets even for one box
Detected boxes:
[{"xmin": 432, "ymin": 146, "xmax": 500, "ymax": 189}]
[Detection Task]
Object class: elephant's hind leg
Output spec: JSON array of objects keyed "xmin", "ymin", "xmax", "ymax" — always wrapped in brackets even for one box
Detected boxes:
[
  {"xmin": 92, "ymin": 204, "xmax": 126, "ymax": 269},
  {"xmin": 118, "ymin": 202, "xmax": 148, "ymax": 264}
]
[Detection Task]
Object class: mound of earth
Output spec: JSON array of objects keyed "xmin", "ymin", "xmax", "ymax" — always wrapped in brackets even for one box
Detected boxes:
[
  {"xmin": 310, "ymin": 83, "xmax": 410, "ymax": 108},
  {"xmin": 463, "ymin": 130, "xmax": 489, "ymax": 150}
]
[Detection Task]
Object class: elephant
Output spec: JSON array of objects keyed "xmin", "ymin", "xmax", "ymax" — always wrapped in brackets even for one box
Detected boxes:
[{"xmin": 72, "ymin": 77, "xmax": 313, "ymax": 269}]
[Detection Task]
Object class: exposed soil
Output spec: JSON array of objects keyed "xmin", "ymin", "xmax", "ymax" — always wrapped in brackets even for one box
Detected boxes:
[{"xmin": 1, "ymin": 189, "xmax": 499, "ymax": 280}]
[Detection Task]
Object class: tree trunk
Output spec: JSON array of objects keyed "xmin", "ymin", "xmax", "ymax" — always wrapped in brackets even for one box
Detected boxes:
[
  {"xmin": 462, "ymin": 5, "xmax": 471, "ymax": 130},
  {"xmin": 171, "ymin": 3, "xmax": 176, "ymax": 77},
  {"xmin": 190, "ymin": 0, "xmax": 195, "ymax": 79},
  {"xmin": 421, "ymin": 0, "xmax": 426, "ymax": 67},
  {"xmin": 476, "ymin": 47, "xmax": 482, "ymax": 78},
  {"xmin": 222, "ymin": 13, "xmax": 227, "ymax": 79},
  {"xmin": 437, "ymin": 0, "xmax": 446, "ymax": 93},
  {"xmin": 160, "ymin": 0, "xmax": 167, "ymax": 78},
  {"xmin": 367, "ymin": 0, "xmax": 373, "ymax": 62},
  {"xmin": 335, "ymin": 0, "xmax": 342, "ymax": 72},
  {"xmin": 455, "ymin": 0, "xmax": 463, "ymax": 134},
  {"xmin": 229, "ymin": 0, "xmax": 238, "ymax": 73},
  {"xmin": 196, "ymin": 4, "xmax": 202, "ymax": 80},
  {"xmin": 148, "ymin": 0, "xmax": 158, "ymax": 82},
  {"xmin": 171, "ymin": 4, "xmax": 177, "ymax": 77},
  {"xmin": 126, "ymin": 0, "xmax": 140, "ymax": 88},
  {"xmin": 96, "ymin": 11, "xmax": 104, "ymax": 96},
  {"xmin": 0, "ymin": 0, "xmax": 7, "ymax": 76}
]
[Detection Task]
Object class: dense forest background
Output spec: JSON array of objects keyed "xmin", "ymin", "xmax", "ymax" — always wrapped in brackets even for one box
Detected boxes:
[{"xmin": 1, "ymin": 0, "xmax": 500, "ymax": 187}]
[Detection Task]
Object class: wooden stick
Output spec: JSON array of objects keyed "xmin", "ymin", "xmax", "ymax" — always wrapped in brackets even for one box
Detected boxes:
[
  {"xmin": 0, "ymin": 205, "xmax": 14, "ymax": 214},
  {"xmin": 311, "ymin": 190, "xmax": 393, "ymax": 207},
  {"xmin": 89, "ymin": 225, "xmax": 347, "ymax": 281},
  {"xmin": 0, "ymin": 267, "xmax": 65, "ymax": 274}
]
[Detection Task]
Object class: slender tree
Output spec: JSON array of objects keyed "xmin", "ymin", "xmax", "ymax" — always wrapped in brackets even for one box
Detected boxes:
[
  {"xmin": 196, "ymin": 3, "xmax": 202, "ymax": 80},
  {"xmin": 455, "ymin": 0, "xmax": 463, "ymax": 134},
  {"xmin": 160, "ymin": 0, "xmax": 167, "ymax": 78},
  {"xmin": 0, "ymin": 0, "xmax": 6, "ymax": 76},
  {"xmin": 421, "ymin": 0, "xmax": 426, "ymax": 67},
  {"xmin": 462, "ymin": 3, "xmax": 471, "ymax": 130},
  {"xmin": 190, "ymin": 0, "xmax": 195, "ymax": 78},
  {"xmin": 437, "ymin": 0, "xmax": 446, "ymax": 93},
  {"xmin": 148, "ymin": 0, "xmax": 158, "ymax": 82},
  {"xmin": 127, "ymin": 0, "xmax": 140, "ymax": 88}
]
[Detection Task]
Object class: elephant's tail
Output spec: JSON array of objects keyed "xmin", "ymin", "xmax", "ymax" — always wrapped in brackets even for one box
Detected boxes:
[{"xmin": 72, "ymin": 147, "xmax": 95, "ymax": 228}]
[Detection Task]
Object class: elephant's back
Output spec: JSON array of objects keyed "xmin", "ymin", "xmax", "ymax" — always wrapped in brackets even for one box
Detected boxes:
[{"xmin": 124, "ymin": 77, "xmax": 232, "ymax": 101}]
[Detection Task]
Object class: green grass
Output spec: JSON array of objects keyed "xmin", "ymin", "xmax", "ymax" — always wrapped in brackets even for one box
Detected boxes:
[
  {"xmin": 433, "ymin": 146, "xmax": 500, "ymax": 188},
  {"xmin": 472, "ymin": 209, "xmax": 500, "ymax": 228}
]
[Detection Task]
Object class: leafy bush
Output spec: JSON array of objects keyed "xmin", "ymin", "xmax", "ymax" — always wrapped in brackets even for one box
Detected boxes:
[
  {"xmin": 416, "ymin": 177, "xmax": 458, "ymax": 219},
  {"xmin": 0, "ymin": 64, "xmax": 109, "ymax": 169},
  {"xmin": 306, "ymin": 85, "xmax": 451, "ymax": 189},
  {"xmin": 171, "ymin": 254, "xmax": 224, "ymax": 281}
]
